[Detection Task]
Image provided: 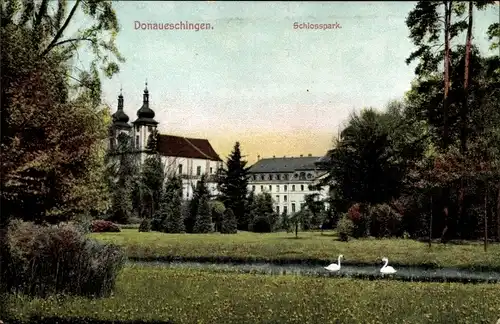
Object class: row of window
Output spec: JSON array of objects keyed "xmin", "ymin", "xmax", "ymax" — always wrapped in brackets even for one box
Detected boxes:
[
  {"xmin": 178, "ymin": 164, "xmax": 213, "ymax": 176},
  {"xmin": 251, "ymin": 184, "xmax": 306, "ymax": 192},
  {"xmin": 251, "ymin": 172, "xmax": 314, "ymax": 181}
]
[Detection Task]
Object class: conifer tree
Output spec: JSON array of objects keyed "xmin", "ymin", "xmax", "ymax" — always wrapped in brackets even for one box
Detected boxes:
[
  {"xmin": 218, "ymin": 142, "xmax": 250, "ymax": 230},
  {"xmin": 140, "ymin": 130, "xmax": 164, "ymax": 218},
  {"xmin": 193, "ymin": 193, "xmax": 213, "ymax": 233},
  {"xmin": 221, "ymin": 208, "xmax": 237, "ymax": 234},
  {"xmin": 186, "ymin": 175, "xmax": 209, "ymax": 233},
  {"xmin": 163, "ymin": 176, "xmax": 185, "ymax": 233},
  {"xmin": 109, "ymin": 133, "xmax": 136, "ymax": 224}
]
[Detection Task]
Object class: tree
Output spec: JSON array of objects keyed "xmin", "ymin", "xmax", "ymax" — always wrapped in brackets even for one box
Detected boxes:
[
  {"xmin": 280, "ymin": 210, "xmax": 291, "ymax": 232},
  {"xmin": 186, "ymin": 175, "xmax": 209, "ymax": 233},
  {"xmin": 221, "ymin": 208, "xmax": 237, "ymax": 234},
  {"xmin": 161, "ymin": 176, "xmax": 185, "ymax": 233},
  {"xmin": 1, "ymin": 0, "xmax": 125, "ymax": 90},
  {"xmin": 406, "ymin": 1, "xmax": 468, "ymax": 150},
  {"xmin": 245, "ymin": 189, "xmax": 257, "ymax": 229},
  {"xmin": 0, "ymin": 25, "xmax": 113, "ymax": 225},
  {"xmin": 193, "ymin": 193, "xmax": 213, "ymax": 233},
  {"xmin": 209, "ymin": 200, "xmax": 226, "ymax": 232},
  {"xmin": 250, "ymin": 193, "xmax": 278, "ymax": 233},
  {"xmin": 218, "ymin": 142, "xmax": 251, "ymax": 230},
  {"xmin": 305, "ymin": 193, "xmax": 325, "ymax": 228},
  {"xmin": 140, "ymin": 130, "xmax": 164, "ymax": 218},
  {"xmin": 290, "ymin": 209, "xmax": 312, "ymax": 238},
  {"xmin": 108, "ymin": 133, "xmax": 137, "ymax": 224}
]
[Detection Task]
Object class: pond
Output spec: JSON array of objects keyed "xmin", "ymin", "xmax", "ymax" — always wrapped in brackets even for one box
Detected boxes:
[{"xmin": 129, "ymin": 261, "xmax": 500, "ymax": 284}]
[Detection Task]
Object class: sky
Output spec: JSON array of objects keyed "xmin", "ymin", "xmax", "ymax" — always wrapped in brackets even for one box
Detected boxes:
[{"xmin": 73, "ymin": 1, "xmax": 499, "ymax": 163}]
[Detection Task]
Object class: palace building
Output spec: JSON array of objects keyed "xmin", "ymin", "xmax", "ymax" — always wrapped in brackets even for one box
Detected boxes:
[{"xmin": 247, "ymin": 154, "xmax": 331, "ymax": 215}]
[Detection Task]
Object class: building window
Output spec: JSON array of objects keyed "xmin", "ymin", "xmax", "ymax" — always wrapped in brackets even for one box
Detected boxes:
[
  {"xmin": 284, "ymin": 185, "xmax": 288, "ymax": 191},
  {"xmin": 307, "ymin": 173, "xmax": 313, "ymax": 179},
  {"xmin": 253, "ymin": 175, "xmax": 257, "ymax": 181},
  {"xmin": 197, "ymin": 166, "xmax": 201, "ymax": 176},
  {"xmin": 275, "ymin": 174, "xmax": 280, "ymax": 180},
  {"xmin": 277, "ymin": 185, "xmax": 280, "ymax": 192},
  {"xmin": 210, "ymin": 167, "xmax": 213, "ymax": 174},
  {"xmin": 260, "ymin": 185, "xmax": 264, "ymax": 191},
  {"xmin": 269, "ymin": 185, "xmax": 272, "ymax": 191},
  {"xmin": 300, "ymin": 172, "xmax": 306, "ymax": 180},
  {"xmin": 268, "ymin": 174, "xmax": 273, "ymax": 181},
  {"xmin": 284, "ymin": 195, "xmax": 287, "ymax": 202},
  {"xmin": 276, "ymin": 206, "xmax": 280, "ymax": 214},
  {"xmin": 283, "ymin": 206, "xmax": 288, "ymax": 215},
  {"xmin": 292, "ymin": 185, "xmax": 295, "ymax": 191},
  {"xmin": 178, "ymin": 164, "xmax": 183, "ymax": 175},
  {"xmin": 300, "ymin": 203, "xmax": 305, "ymax": 210},
  {"xmin": 148, "ymin": 126, "xmax": 152, "ymax": 132},
  {"xmin": 276, "ymin": 195, "xmax": 279, "ymax": 203},
  {"xmin": 261, "ymin": 175, "xmax": 265, "ymax": 180},
  {"xmin": 252, "ymin": 185, "xmax": 256, "ymax": 191},
  {"xmin": 136, "ymin": 135, "xmax": 139, "ymax": 148},
  {"xmin": 291, "ymin": 203, "xmax": 296, "ymax": 213},
  {"xmin": 284, "ymin": 174, "xmax": 289, "ymax": 180},
  {"xmin": 301, "ymin": 185, "xmax": 304, "ymax": 191}
]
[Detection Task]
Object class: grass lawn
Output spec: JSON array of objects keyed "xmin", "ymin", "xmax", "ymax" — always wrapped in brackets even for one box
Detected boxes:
[
  {"xmin": 7, "ymin": 265, "xmax": 500, "ymax": 324},
  {"xmin": 91, "ymin": 229, "xmax": 500, "ymax": 269}
]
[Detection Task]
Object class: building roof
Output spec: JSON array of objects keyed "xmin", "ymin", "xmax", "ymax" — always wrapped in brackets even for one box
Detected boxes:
[
  {"xmin": 249, "ymin": 156, "xmax": 322, "ymax": 173},
  {"xmin": 157, "ymin": 134, "xmax": 222, "ymax": 161}
]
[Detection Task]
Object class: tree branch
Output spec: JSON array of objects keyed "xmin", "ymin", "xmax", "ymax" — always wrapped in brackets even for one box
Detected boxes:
[
  {"xmin": 40, "ymin": 0, "xmax": 81, "ymax": 57},
  {"xmin": 52, "ymin": 37, "xmax": 95, "ymax": 47}
]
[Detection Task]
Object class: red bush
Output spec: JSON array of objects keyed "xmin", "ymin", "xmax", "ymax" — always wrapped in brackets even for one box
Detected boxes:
[
  {"xmin": 347, "ymin": 203, "xmax": 362, "ymax": 223},
  {"xmin": 91, "ymin": 220, "xmax": 120, "ymax": 233}
]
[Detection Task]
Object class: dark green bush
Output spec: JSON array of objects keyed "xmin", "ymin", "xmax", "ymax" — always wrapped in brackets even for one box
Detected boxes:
[
  {"xmin": 4, "ymin": 221, "xmax": 126, "ymax": 297},
  {"xmin": 138, "ymin": 218, "xmax": 152, "ymax": 232},
  {"xmin": 336, "ymin": 215, "xmax": 354, "ymax": 241}
]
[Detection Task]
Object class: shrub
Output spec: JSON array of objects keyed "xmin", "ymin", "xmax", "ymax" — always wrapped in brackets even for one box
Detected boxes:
[
  {"xmin": 138, "ymin": 219, "xmax": 152, "ymax": 232},
  {"xmin": 4, "ymin": 221, "xmax": 126, "ymax": 297},
  {"xmin": 347, "ymin": 203, "xmax": 370, "ymax": 237},
  {"xmin": 91, "ymin": 220, "xmax": 121, "ymax": 233},
  {"xmin": 369, "ymin": 203, "xmax": 403, "ymax": 238},
  {"xmin": 336, "ymin": 215, "xmax": 354, "ymax": 242}
]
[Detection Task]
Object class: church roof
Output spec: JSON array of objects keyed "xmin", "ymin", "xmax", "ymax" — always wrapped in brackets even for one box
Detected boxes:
[{"xmin": 157, "ymin": 134, "xmax": 222, "ymax": 161}]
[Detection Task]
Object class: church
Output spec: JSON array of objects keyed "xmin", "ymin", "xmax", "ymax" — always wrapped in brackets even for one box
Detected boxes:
[{"xmin": 108, "ymin": 83, "xmax": 223, "ymax": 199}]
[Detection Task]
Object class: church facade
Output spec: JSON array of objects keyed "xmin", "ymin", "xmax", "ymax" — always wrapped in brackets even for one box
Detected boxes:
[{"xmin": 108, "ymin": 83, "xmax": 223, "ymax": 199}]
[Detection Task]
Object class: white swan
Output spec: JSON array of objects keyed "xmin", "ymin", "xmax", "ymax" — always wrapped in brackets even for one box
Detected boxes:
[
  {"xmin": 380, "ymin": 257, "xmax": 397, "ymax": 274},
  {"xmin": 324, "ymin": 254, "xmax": 343, "ymax": 271}
]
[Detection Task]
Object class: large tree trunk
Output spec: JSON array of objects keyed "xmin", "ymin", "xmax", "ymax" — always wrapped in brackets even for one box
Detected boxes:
[
  {"xmin": 443, "ymin": 0, "xmax": 452, "ymax": 150},
  {"xmin": 461, "ymin": 1, "xmax": 473, "ymax": 154},
  {"xmin": 457, "ymin": 1, "xmax": 474, "ymax": 242},
  {"xmin": 441, "ymin": 1, "xmax": 453, "ymax": 242}
]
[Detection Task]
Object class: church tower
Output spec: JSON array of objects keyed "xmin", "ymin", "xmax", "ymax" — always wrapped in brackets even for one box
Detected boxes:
[
  {"xmin": 132, "ymin": 81, "xmax": 158, "ymax": 162},
  {"xmin": 109, "ymin": 88, "xmax": 132, "ymax": 150}
]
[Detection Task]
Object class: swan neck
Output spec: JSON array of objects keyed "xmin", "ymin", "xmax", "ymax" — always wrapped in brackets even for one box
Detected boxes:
[
  {"xmin": 337, "ymin": 256, "xmax": 341, "ymax": 266},
  {"xmin": 383, "ymin": 259, "xmax": 388, "ymax": 268}
]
